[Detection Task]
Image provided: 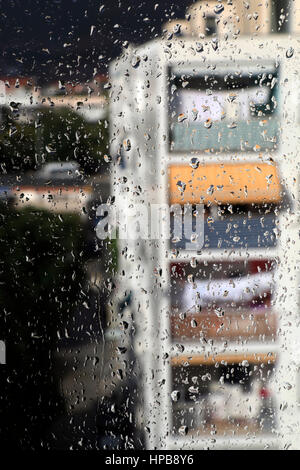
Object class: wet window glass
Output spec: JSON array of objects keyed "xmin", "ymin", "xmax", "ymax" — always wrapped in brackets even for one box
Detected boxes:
[{"xmin": 0, "ymin": 0, "xmax": 299, "ymax": 455}]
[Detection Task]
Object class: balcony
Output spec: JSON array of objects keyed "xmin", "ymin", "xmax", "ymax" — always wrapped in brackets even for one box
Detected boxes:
[
  {"xmin": 171, "ymin": 308, "xmax": 276, "ymax": 343},
  {"xmin": 171, "ymin": 213, "xmax": 277, "ymax": 250},
  {"xmin": 170, "ymin": 120, "xmax": 279, "ymax": 152}
]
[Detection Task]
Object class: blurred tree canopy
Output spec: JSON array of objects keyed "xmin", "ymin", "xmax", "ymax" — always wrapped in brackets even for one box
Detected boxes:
[
  {"xmin": 0, "ymin": 204, "xmax": 86, "ymax": 448},
  {"xmin": 0, "ymin": 107, "xmax": 109, "ymax": 175}
]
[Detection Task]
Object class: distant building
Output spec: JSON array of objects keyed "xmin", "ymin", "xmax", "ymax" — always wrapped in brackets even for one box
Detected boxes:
[{"xmin": 0, "ymin": 74, "xmax": 108, "ymax": 122}]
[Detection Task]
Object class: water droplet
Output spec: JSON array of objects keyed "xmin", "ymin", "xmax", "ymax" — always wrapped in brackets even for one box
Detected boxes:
[
  {"xmin": 196, "ymin": 42, "xmax": 203, "ymax": 53},
  {"xmin": 215, "ymin": 307, "xmax": 224, "ymax": 318},
  {"xmin": 191, "ymin": 108, "xmax": 198, "ymax": 121},
  {"xmin": 131, "ymin": 56, "xmax": 141, "ymax": 68},
  {"xmin": 123, "ymin": 139, "xmax": 131, "ymax": 151},
  {"xmin": 228, "ymin": 93, "xmax": 237, "ymax": 103},
  {"xmin": 211, "ymin": 38, "xmax": 218, "ymax": 51},
  {"xmin": 171, "ymin": 390, "xmax": 181, "ymax": 402},
  {"xmin": 176, "ymin": 180, "xmax": 186, "ymax": 193},
  {"xmin": 175, "ymin": 343, "xmax": 185, "ymax": 353},
  {"xmin": 178, "ymin": 113, "xmax": 187, "ymax": 123},
  {"xmin": 190, "ymin": 158, "xmax": 199, "ymax": 170},
  {"xmin": 9, "ymin": 126, "xmax": 17, "ymax": 137},
  {"xmin": 202, "ymin": 373, "xmax": 211, "ymax": 382},
  {"xmin": 173, "ymin": 23, "xmax": 181, "ymax": 35},
  {"xmin": 286, "ymin": 47, "xmax": 294, "ymax": 59},
  {"xmin": 214, "ymin": 4, "xmax": 224, "ymax": 14},
  {"xmin": 45, "ymin": 145, "xmax": 55, "ymax": 155},
  {"xmin": 207, "ymin": 184, "xmax": 214, "ymax": 195},
  {"xmin": 178, "ymin": 425, "xmax": 188, "ymax": 436},
  {"xmin": 204, "ymin": 118, "xmax": 212, "ymax": 129},
  {"xmin": 153, "ymin": 267, "xmax": 162, "ymax": 277},
  {"xmin": 104, "ymin": 154, "xmax": 112, "ymax": 163}
]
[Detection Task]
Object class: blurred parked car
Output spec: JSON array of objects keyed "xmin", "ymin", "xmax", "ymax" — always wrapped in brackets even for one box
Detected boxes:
[{"xmin": 37, "ymin": 161, "xmax": 80, "ymax": 180}]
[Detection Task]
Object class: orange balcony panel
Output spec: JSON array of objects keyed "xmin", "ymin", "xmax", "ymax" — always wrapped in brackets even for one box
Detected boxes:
[{"xmin": 169, "ymin": 162, "xmax": 281, "ymax": 205}]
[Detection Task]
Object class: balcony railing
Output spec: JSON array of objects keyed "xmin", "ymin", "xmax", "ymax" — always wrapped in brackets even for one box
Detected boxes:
[
  {"xmin": 171, "ymin": 308, "xmax": 276, "ymax": 342},
  {"xmin": 170, "ymin": 120, "xmax": 279, "ymax": 152},
  {"xmin": 171, "ymin": 213, "xmax": 277, "ymax": 250}
]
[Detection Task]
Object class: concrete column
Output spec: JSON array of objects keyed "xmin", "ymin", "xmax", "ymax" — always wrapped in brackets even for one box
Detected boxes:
[
  {"xmin": 162, "ymin": 20, "xmax": 192, "ymax": 37},
  {"xmin": 289, "ymin": 0, "xmax": 300, "ymax": 34},
  {"xmin": 187, "ymin": 0, "xmax": 241, "ymax": 37},
  {"xmin": 241, "ymin": 0, "xmax": 272, "ymax": 35},
  {"xmin": 186, "ymin": 0, "xmax": 272, "ymax": 37}
]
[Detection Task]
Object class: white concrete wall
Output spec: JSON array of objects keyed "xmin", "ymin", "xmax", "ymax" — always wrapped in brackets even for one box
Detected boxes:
[
  {"xmin": 290, "ymin": 0, "xmax": 300, "ymax": 33},
  {"xmin": 184, "ymin": 0, "xmax": 272, "ymax": 37}
]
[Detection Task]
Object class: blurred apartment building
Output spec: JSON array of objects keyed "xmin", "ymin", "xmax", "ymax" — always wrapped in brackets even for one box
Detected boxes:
[
  {"xmin": 0, "ymin": 74, "xmax": 107, "ymax": 123},
  {"xmin": 163, "ymin": 0, "xmax": 298, "ymax": 37},
  {"xmin": 108, "ymin": 0, "xmax": 300, "ymax": 449}
]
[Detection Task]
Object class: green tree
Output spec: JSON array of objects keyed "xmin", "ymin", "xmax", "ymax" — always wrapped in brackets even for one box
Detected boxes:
[
  {"xmin": 0, "ymin": 204, "xmax": 86, "ymax": 448},
  {"xmin": 40, "ymin": 108, "xmax": 109, "ymax": 174},
  {"xmin": 0, "ymin": 107, "xmax": 109, "ymax": 175}
]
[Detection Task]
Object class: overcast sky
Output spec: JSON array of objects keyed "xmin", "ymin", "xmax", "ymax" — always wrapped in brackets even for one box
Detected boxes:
[{"xmin": 0, "ymin": 0, "xmax": 194, "ymax": 82}]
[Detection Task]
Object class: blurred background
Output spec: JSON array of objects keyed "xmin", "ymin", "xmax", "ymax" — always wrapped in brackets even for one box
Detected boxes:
[{"xmin": 0, "ymin": 0, "xmax": 293, "ymax": 450}]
